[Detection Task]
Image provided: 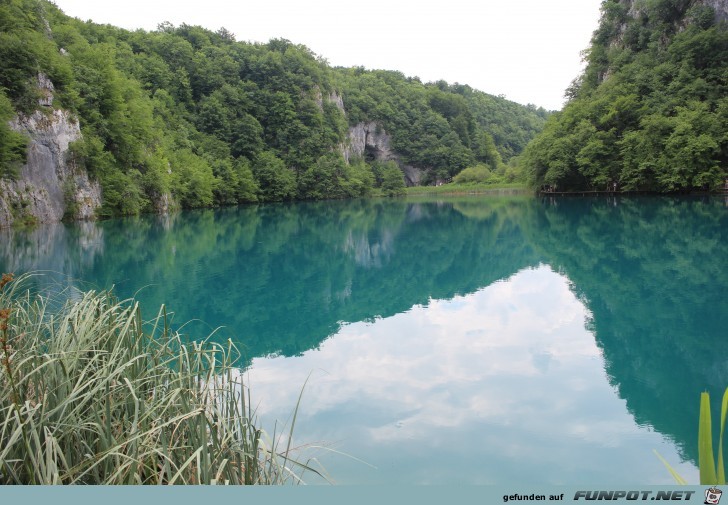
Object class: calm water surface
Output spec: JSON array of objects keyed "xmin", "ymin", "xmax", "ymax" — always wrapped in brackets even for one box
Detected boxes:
[{"xmin": 1, "ymin": 195, "xmax": 726, "ymax": 484}]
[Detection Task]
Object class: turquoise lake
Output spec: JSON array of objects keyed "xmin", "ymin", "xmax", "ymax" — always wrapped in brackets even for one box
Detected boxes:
[{"xmin": 1, "ymin": 194, "xmax": 726, "ymax": 484}]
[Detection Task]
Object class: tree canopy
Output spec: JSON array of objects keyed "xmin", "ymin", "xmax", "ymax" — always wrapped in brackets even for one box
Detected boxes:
[
  {"xmin": 522, "ymin": 0, "xmax": 728, "ymax": 192},
  {"xmin": 0, "ymin": 0, "xmax": 548, "ymax": 216}
]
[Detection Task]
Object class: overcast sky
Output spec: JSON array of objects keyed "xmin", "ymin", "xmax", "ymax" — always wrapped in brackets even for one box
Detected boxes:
[{"xmin": 51, "ymin": 0, "xmax": 605, "ymax": 110}]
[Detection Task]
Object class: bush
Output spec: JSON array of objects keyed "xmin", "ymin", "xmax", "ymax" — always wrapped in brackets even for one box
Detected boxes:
[
  {"xmin": 252, "ymin": 151, "xmax": 296, "ymax": 202},
  {"xmin": 378, "ymin": 162, "xmax": 406, "ymax": 197},
  {"xmin": 453, "ymin": 164, "xmax": 498, "ymax": 184}
]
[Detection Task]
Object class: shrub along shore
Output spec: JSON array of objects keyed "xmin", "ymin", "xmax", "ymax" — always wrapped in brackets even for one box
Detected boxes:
[{"xmin": 0, "ymin": 273, "xmax": 317, "ymax": 484}]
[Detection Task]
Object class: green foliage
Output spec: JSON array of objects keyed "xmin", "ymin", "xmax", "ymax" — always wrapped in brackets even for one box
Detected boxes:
[
  {"xmin": 344, "ymin": 158, "xmax": 376, "ymax": 198},
  {"xmin": 0, "ymin": 273, "xmax": 320, "ymax": 484},
  {"xmin": 337, "ymin": 71, "xmax": 547, "ymax": 183},
  {"xmin": 169, "ymin": 149, "xmax": 216, "ymax": 208},
  {"xmin": 98, "ymin": 169, "xmax": 144, "ymax": 217},
  {"xmin": 298, "ymin": 152, "xmax": 371, "ymax": 200},
  {"xmin": 211, "ymin": 157, "xmax": 259, "ymax": 205},
  {"xmin": 453, "ymin": 164, "xmax": 497, "ymax": 184},
  {"xmin": 378, "ymin": 161, "xmax": 406, "ymax": 197},
  {"xmin": 449, "ymin": 159, "xmax": 526, "ymax": 187},
  {"xmin": 0, "ymin": 90, "xmax": 27, "ymax": 179},
  {"xmin": 252, "ymin": 151, "xmax": 296, "ymax": 202},
  {"xmin": 523, "ymin": 1, "xmax": 728, "ymax": 192},
  {"xmin": 0, "ymin": 0, "xmax": 548, "ymax": 217}
]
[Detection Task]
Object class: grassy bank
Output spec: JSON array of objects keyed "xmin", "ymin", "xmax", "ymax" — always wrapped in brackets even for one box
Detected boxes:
[
  {"xmin": 0, "ymin": 273, "xmax": 315, "ymax": 485},
  {"xmin": 404, "ymin": 182, "xmax": 529, "ymax": 196}
]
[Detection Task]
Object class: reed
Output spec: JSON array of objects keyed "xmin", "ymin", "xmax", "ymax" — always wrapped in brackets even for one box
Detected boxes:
[
  {"xmin": 656, "ymin": 386, "xmax": 727, "ymax": 485},
  {"xmin": 698, "ymin": 388, "xmax": 727, "ymax": 485},
  {"xmin": 0, "ymin": 273, "xmax": 319, "ymax": 484}
]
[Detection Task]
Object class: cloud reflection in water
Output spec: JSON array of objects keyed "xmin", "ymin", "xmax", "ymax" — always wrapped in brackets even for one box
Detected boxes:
[{"xmin": 247, "ymin": 265, "xmax": 696, "ymax": 484}]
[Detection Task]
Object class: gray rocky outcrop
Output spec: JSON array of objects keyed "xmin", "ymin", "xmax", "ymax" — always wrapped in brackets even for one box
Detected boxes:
[
  {"xmin": 328, "ymin": 91, "xmax": 345, "ymax": 114},
  {"xmin": 0, "ymin": 74, "xmax": 102, "ymax": 228},
  {"xmin": 314, "ymin": 86, "xmax": 427, "ymax": 186},
  {"xmin": 342, "ymin": 121, "xmax": 398, "ymax": 164},
  {"xmin": 700, "ymin": 0, "xmax": 728, "ymax": 22},
  {"xmin": 313, "ymin": 86, "xmax": 345, "ymax": 115},
  {"xmin": 621, "ymin": 0, "xmax": 727, "ymax": 22},
  {"xmin": 402, "ymin": 165, "xmax": 425, "ymax": 186},
  {"xmin": 601, "ymin": 0, "xmax": 728, "ymax": 83},
  {"xmin": 342, "ymin": 121, "xmax": 425, "ymax": 186},
  {"xmin": 0, "ymin": 108, "xmax": 101, "ymax": 228}
]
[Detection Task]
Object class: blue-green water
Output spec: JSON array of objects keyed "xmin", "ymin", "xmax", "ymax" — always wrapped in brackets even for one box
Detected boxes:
[{"xmin": 1, "ymin": 195, "xmax": 726, "ymax": 484}]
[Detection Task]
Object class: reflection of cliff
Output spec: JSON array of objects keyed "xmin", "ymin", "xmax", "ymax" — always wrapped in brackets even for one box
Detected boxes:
[
  {"xmin": 0, "ymin": 220, "xmax": 104, "ymax": 294},
  {"xmin": 2, "ymin": 195, "xmax": 726, "ymax": 467},
  {"xmin": 524, "ymin": 196, "xmax": 728, "ymax": 464},
  {"xmin": 0, "ymin": 198, "xmax": 540, "ymax": 362}
]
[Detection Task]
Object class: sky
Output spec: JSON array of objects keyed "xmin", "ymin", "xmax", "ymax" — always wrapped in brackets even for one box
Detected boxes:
[{"xmin": 51, "ymin": 0, "xmax": 605, "ymax": 111}]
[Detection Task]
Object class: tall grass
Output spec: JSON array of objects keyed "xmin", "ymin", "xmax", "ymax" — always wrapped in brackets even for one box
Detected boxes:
[{"xmin": 0, "ymin": 273, "xmax": 320, "ymax": 484}]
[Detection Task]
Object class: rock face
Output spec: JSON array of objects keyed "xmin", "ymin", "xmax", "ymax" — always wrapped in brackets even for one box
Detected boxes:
[
  {"xmin": 622, "ymin": 0, "xmax": 728, "ymax": 21},
  {"xmin": 313, "ymin": 86, "xmax": 346, "ymax": 115},
  {"xmin": 342, "ymin": 121, "xmax": 398, "ymax": 164},
  {"xmin": 702, "ymin": 0, "xmax": 728, "ymax": 22},
  {"xmin": 328, "ymin": 91, "xmax": 345, "ymax": 114},
  {"xmin": 603, "ymin": 0, "xmax": 728, "ymax": 84},
  {"xmin": 36, "ymin": 73, "xmax": 54, "ymax": 107},
  {"xmin": 0, "ymin": 107, "xmax": 101, "ymax": 228},
  {"xmin": 402, "ymin": 165, "xmax": 425, "ymax": 186},
  {"xmin": 342, "ymin": 121, "xmax": 425, "ymax": 186}
]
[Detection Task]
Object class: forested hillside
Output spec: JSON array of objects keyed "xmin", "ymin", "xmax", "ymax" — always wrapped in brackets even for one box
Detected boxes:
[
  {"xmin": 523, "ymin": 0, "xmax": 728, "ymax": 192},
  {"xmin": 0, "ymin": 0, "xmax": 547, "ymax": 220}
]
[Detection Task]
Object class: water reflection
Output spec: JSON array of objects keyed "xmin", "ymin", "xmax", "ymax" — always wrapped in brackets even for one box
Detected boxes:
[
  {"xmin": 528, "ymin": 196, "xmax": 728, "ymax": 466},
  {"xmin": 1, "ymin": 198, "xmax": 541, "ymax": 359},
  {"xmin": 247, "ymin": 266, "xmax": 697, "ymax": 484},
  {"xmin": 0, "ymin": 195, "xmax": 725, "ymax": 483}
]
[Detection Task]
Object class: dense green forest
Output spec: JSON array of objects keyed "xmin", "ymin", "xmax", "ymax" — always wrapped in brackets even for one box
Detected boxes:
[
  {"xmin": 523, "ymin": 0, "xmax": 728, "ymax": 192},
  {"xmin": 0, "ymin": 0, "xmax": 547, "ymax": 217}
]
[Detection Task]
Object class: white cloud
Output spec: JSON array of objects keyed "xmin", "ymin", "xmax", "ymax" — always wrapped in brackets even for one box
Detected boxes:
[{"xmin": 241, "ymin": 265, "xmax": 698, "ymax": 484}]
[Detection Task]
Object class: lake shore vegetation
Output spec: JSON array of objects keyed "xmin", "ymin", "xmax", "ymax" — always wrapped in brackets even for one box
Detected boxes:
[
  {"xmin": 404, "ymin": 181, "xmax": 527, "ymax": 196},
  {"xmin": 0, "ymin": 272, "xmax": 318, "ymax": 484}
]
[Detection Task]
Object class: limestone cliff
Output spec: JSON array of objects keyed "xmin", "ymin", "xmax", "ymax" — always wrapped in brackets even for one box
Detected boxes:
[
  {"xmin": 0, "ymin": 74, "xmax": 101, "ymax": 228},
  {"xmin": 604, "ymin": 0, "xmax": 728, "ymax": 80},
  {"xmin": 342, "ymin": 121, "xmax": 397, "ymax": 164},
  {"xmin": 342, "ymin": 121, "xmax": 425, "ymax": 186},
  {"xmin": 705, "ymin": 0, "xmax": 728, "ymax": 21},
  {"xmin": 619, "ymin": 0, "xmax": 728, "ymax": 29}
]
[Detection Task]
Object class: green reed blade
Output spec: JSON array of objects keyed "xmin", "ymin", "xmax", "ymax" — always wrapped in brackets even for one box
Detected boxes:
[
  {"xmin": 718, "ymin": 386, "xmax": 727, "ymax": 485},
  {"xmin": 653, "ymin": 449, "xmax": 688, "ymax": 485},
  {"xmin": 699, "ymin": 391, "xmax": 717, "ymax": 484}
]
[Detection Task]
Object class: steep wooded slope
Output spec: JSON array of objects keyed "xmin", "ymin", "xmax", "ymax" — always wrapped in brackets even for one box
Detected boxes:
[{"xmin": 523, "ymin": 0, "xmax": 728, "ymax": 192}]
